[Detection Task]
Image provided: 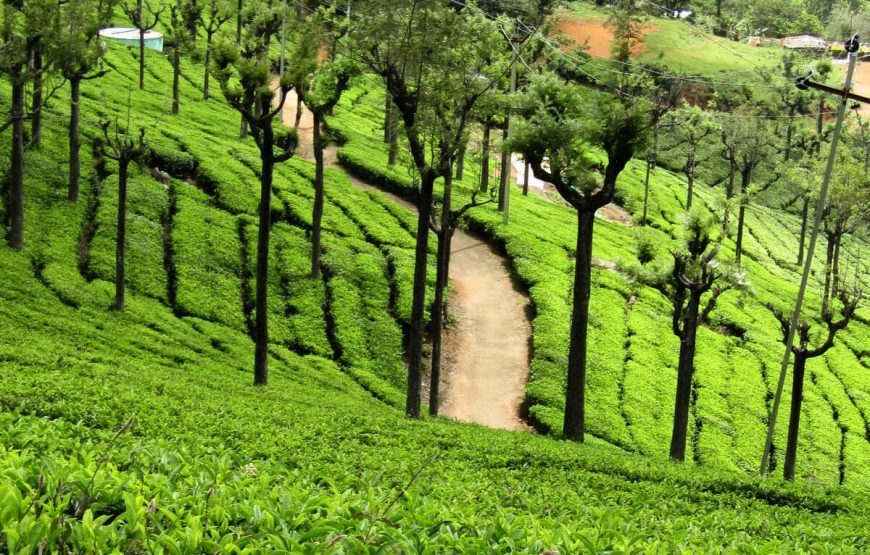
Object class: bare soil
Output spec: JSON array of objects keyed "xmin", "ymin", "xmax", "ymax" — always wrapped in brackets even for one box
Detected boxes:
[
  {"xmin": 283, "ymin": 100, "xmax": 532, "ymax": 432},
  {"xmin": 851, "ymin": 62, "xmax": 870, "ymax": 115},
  {"xmin": 557, "ymin": 16, "xmax": 651, "ymax": 58},
  {"xmin": 598, "ymin": 203, "xmax": 634, "ymax": 226}
]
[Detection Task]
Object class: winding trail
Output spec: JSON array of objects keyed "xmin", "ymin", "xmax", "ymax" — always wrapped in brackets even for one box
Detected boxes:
[{"xmin": 281, "ymin": 92, "xmax": 532, "ymax": 431}]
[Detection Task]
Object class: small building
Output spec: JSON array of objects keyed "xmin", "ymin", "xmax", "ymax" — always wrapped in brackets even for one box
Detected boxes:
[
  {"xmin": 99, "ymin": 27, "xmax": 164, "ymax": 52},
  {"xmin": 783, "ymin": 35, "xmax": 827, "ymax": 51}
]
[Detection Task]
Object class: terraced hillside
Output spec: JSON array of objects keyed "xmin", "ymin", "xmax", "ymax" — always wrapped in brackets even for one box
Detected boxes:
[
  {"xmin": 1, "ymin": 5, "xmax": 870, "ymax": 552},
  {"xmin": 329, "ymin": 83, "xmax": 870, "ymax": 487}
]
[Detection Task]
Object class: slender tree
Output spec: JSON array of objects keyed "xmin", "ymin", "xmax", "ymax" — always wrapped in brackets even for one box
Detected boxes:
[
  {"xmin": 1, "ymin": 0, "xmax": 58, "ymax": 248},
  {"xmin": 663, "ymin": 106, "xmax": 719, "ymax": 211},
  {"xmin": 289, "ymin": 10, "xmax": 357, "ymax": 280},
  {"xmin": 165, "ymin": 0, "xmax": 199, "ymax": 114},
  {"xmin": 428, "ymin": 174, "xmax": 493, "ymax": 415},
  {"xmin": 719, "ymin": 114, "xmax": 773, "ymax": 265},
  {"xmin": 820, "ymin": 155, "xmax": 870, "ymax": 311},
  {"xmin": 97, "ymin": 115, "xmax": 147, "ymax": 311},
  {"xmin": 353, "ymin": 0, "xmax": 505, "ymax": 418},
  {"xmin": 510, "ymin": 73, "xmax": 649, "ymax": 441},
  {"xmin": 766, "ymin": 288, "xmax": 862, "ymax": 480},
  {"xmin": 58, "ymin": 0, "xmax": 109, "ymax": 202},
  {"xmin": 120, "ymin": 0, "xmax": 164, "ymax": 90},
  {"xmin": 200, "ymin": 0, "xmax": 231, "ymax": 100},
  {"xmin": 630, "ymin": 211, "xmax": 747, "ymax": 461},
  {"xmin": 213, "ymin": 0, "xmax": 296, "ymax": 386}
]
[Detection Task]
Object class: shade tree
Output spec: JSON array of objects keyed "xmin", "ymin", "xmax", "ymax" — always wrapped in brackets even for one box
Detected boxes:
[
  {"xmin": 120, "ymin": 0, "xmax": 165, "ymax": 90},
  {"xmin": 510, "ymin": 72, "xmax": 650, "ymax": 441},
  {"xmin": 57, "ymin": 0, "xmax": 109, "ymax": 202},
  {"xmin": 766, "ymin": 288, "xmax": 862, "ymax": 480},
  {"xmin": 95, "ymin": 116, "xmax": 147, "ymax": 311},
  {"xmin": 629, "ymin": 211, "xmax": 748, "ymax": 461},
  {"xmin": 352, "ymin": 0, "xmax": 507, "ymax": 418},
  {"xmin": 212, "ymin": 0, "xmax": 296, "ymax": 386}
]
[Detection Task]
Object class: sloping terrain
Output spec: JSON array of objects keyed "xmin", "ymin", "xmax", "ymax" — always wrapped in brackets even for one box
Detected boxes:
[
  {"xmin": 329, "ymin": 82, "xmax": 870, "ymax": 487},
  {"xmin": 0, "ymin": 9, "xmax": 869, "ymax": 554}
]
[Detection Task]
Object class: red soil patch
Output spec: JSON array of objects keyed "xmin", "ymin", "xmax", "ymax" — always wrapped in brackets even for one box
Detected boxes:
[
  {"xmin": 557, "ymin": 16, "xmax": 651, "ymax": 58},
  {"xmin": 851, "ymin": 62, "xmax": 870, "ymax": 115}
]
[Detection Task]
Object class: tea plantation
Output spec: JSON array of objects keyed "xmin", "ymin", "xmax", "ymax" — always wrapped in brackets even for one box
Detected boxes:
[{"xmin": 1, "ymin": 10, "xmax": 869, "ymax": 555}]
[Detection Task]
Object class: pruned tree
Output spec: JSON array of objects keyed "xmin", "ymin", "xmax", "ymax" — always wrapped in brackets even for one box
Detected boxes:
[
  {"xmin": 820, "ymin": 154, "xmax": 870, "ymax": 311},
  {"xmin": 165, "ymin": 0, "xmax": 199, "ymax": 114},
  {"xmin": 766, "ymin": 288, "xmax": 862, "ymax": 480},
  {"xmin": 212, "ymin": 0, "xmax": 296, "ymax": 386},
  {"xmin": 96, "ymin": 113, "xmax": 147, "ymax": 311},
  {"xmin": 510, "ymin": 72, "xmax": 650, "ymax": 441},
  {"xmin": 663, "ymin": 106, "xmax": 719, "ymax": 211},
  {"xmin": 200, "ymin": 0, "xmax": 231, "ymax": 100},
  {"xmin": 719, "ymin": 112, "xmax": 773, "ymax": 265},
  {"xmin": 288, "ymin": 8, "xmax": 358, "ymax": 280},
  {"xmin": 120, "ymin": 0, "xmax": 165, "ymax": 90},
  {"xmin": 428, "ymin": 180, "xmax": 494, "ymax": 416},
  {"xmin": 1, "ymin": 0, "xmax": 60, "ymax": 248},
  {"xmin": 58, "ymin": 0, "xmax": 109, "ymax": 202},
  {"xmin": 352, "ymin": 0, "xmax": 506, "ymax": 418},
  {"xmin": 629, "ymin": 211, "xmax": 748, "ymax": 461}
]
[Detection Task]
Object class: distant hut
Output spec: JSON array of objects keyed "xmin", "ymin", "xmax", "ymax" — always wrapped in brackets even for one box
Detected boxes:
[
  {"xmin": 783, "ymin": 35, "xmax": 827, "ymax": 51},
  {"xmin": 99, "ymin": 27, "xmax": 164, "ymax": 52}
]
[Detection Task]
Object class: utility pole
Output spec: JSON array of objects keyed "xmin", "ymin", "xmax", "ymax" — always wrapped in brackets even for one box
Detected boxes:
[{"xmin": 759, "ymin": 35, "xmax": 862, "ymax": 475}]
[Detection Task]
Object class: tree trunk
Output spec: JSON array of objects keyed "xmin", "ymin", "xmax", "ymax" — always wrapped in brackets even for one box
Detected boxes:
[
  {"xmin": 498, "ymin": 125, "xmax": 509, "ymax": 212},
  {"xmin": 172, "ymin": 46, "xmax": 181, "ymax": 115},
  {"xmin": 480, "ymin": 123, "xmax": 490, "ymax": 193},
  {"xmin": 783, "ymin": 353, "xmax": 807, "ymax": 480},
  {"xmin": 253, "ymin": 123, "xmax": 274, "ymax": 386},
  {"xmin": 384, "ymin": 94, "xmax": 392, "ymax": 143},
  {"xmin": 69, "ymin": 78, "xmax": 82, "ymax": 202},
  {"xmin": 797, "ymin": 196, "xmax": 809, "ymax": 265},
  {"xmin": 832, "ymin": 235, "xmax": 841, "ymax": 298},
  {"xmin": 115, "ymin": 160, "xmax": 129, "ymax": 310},
  {"xmin": 204, "ymin": 38, "xmax": 212, "ymax": 100},
  {"xmin": 669, "ymin": 293, "xmax": 701, "ymax": 462},
  {"xmin": 311, "ymin": 111, "xmax": 324, "ymax": 280},
  {"xmin": 685, "ymin": 150, "xmax": 695, "ymax": 211},
  {"xmin": 31, "ymin": 51, "xmax": 43, "ymax": 149},
  {"xmin": 734, "ymin": 167, "xmax": 751, "ymax": 266},
  {"xmin": 564, "ymin": 208, "xmax": 596, "ymax": 442},
  {"xmin": 9, "ymin": 67, "xmax": 26, "ymax": 250},
  {"xmin": 455, "ymin": 147, "xmax": 465, "ymax": 180},
  {"xmin": 735, "ymin": 203, "xmax": 746, "ymax": 266},
  {"xmin": 294, "ymin": 94, "xmax": 303, "ymax": 130},
  {"xmin": 139, "ymin": 28, "xmax": 146, "ymax": 90},
  {"xmin": 240, "ymin": 114, "xmax": 248, "ymax": 139},
  {"xmin": 642, "ymin": 156, "xmax": 652, "ymax": 226},
  {"xmin": 523, "ymin": 161, "xmax": 530, "ymax": 196},
  {"xmin": 784, "ymin": 105, "xmax": 796, "ymax": 162},
  {"xmin": 388, "ymin": 110, "xmax": 398, "ymax": 166},
  {"xmin": 237, "ymin": 0, "xmax": 243, "ymax": 44},
  {"xmin": 406, "ymin": 173, "xmax": 435, "ymax": 418},
  {"xmin": 725, "ymin": 160, "xmax": 736, "ymax": 199},
  {"xmin": 822, "ymin": 232, "xmax": 836, "ymax": 313},
  {"xmin": 429, "ymin": 172, "xmax": 452, "ymax": 416}
]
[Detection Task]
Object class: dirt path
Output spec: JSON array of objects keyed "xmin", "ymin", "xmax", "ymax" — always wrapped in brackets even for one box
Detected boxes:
[{"xmin": 283, "ymin": 98, "xmax": 532, "ymax": 431}]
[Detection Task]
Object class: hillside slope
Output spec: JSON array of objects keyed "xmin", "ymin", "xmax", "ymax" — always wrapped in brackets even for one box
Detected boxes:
[
  {"xmin": 329, "ymin": 82, "xmax": 870, "ymax": 487},
  {"xmin": 0, "ymin": 16, "xmax": 869, "ymax": 555}
]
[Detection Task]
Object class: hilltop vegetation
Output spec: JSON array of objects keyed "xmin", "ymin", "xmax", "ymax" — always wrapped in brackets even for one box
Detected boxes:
[{"xmin": 1, "ymin": 0, "xmax": 870, "ymax": 551}]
